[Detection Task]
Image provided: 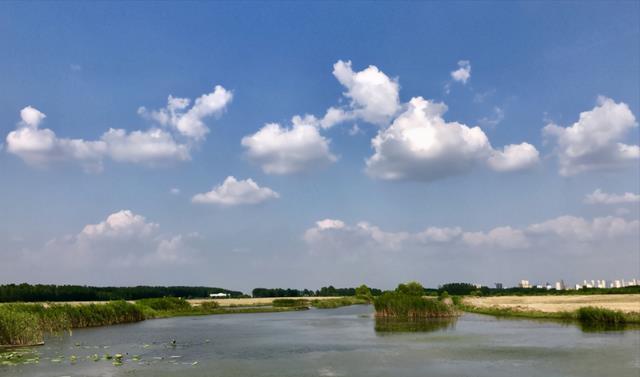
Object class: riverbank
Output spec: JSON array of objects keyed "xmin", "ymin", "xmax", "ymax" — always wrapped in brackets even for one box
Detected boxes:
[
  {"xmin": 460, "ymin": 295, "xmax": 640, "ymax": 324},
  {"xmin": 0, "ymin": 297, "xmax": 308, "ymax": 347}
]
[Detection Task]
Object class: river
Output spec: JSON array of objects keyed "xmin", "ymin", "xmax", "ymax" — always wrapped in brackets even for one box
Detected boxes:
[{"xmin": 1, "ymin": 305, "xmax": 638, "ymax": 376}]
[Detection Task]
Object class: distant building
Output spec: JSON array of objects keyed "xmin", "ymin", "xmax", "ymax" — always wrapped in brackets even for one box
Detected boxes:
[
  {"xmin": 210, "ymin": 293, "xmax": 229, "ymax": 298},
  {"xmin": 555, "ymin": 280, "xmax": 566, "ymax": 290},
  {"xmin": 612, "ymin": 280, "xmax": 622, "ymax": 288},
  {"xmin": 495, "ymin": 283, "xmax": 503, "ymax": 290},
  {"xmin": 519, "ymin": 280, "xmax": 531, "ymax": 289}
]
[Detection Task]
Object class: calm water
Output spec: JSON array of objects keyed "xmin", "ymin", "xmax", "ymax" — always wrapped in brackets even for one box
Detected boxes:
[{"xmin": 2, "ymin": 305, "xmax": 639, "ymax": 377}]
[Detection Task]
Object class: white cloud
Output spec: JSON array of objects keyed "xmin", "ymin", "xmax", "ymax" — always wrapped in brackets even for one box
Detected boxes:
[
  {"xmin": 304, "ymin": 214, "xmax": 638, "ymax": 254},
  {"xmin": 79, "ymin": 210, "xmax": 158, "ymax": 240},
  {"xmin": 101, "ymin": 128, "xmax": 190, "ymax": 164},
  {"xmin": 43, "ymin": 210, "xmax": 199, "ymax": 270},
  {"xmin": 241, "ymin": 122, "xmax": 337, "ymax": 175},
  {"xmin": 488, "ymin": 143, "xmax": 540, "ymax": 172},
  {"xmin": 585, "ymin": 189, "xmax": 640, "ymax": 205},
  {"xmin": 462, "ymin": 227, "xmax": 529, "ymax": 249},
  {"xmin": 138, "ymin": 85, "xmax": 233, "ymax": 140},
  {"xmin": 365, "ymin": 97, "xmax": 538, "ymax": 181},
  {"xmin": 7, "ymin": 87, "xmax": 230, "ymax": 172},
  {"xmin": 192, "ymin": 176, "xmax": 279, "ymax": 206},
  {"xmin": 450, "ymin": 60, "xmax": 471, "ymax": 84},
  {"xmin": 527, "ymin": 215, "xmax": 639, "ymax": 242},
  {"xmin": 331, "ymin": 60, "xmax": 401, "ymax": 127},
  {"xmin": 543, "ymin": 96, "xmax": 639, "ymax": 176}
]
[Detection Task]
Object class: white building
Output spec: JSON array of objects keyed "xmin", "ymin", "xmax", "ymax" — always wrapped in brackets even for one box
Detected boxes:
[
  {"xmin": 519, "ymin": 280, "xmax": 531, "ymax": 289},
  {"xmin": 209, "ymin": 293, "xmax": 229, "ymax": 298}
]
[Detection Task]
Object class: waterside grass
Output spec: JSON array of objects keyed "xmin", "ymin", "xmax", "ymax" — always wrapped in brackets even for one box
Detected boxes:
[
  {"xmin": 0, "ymin": 297, "xmax": 308, "ymax": 347},
  {"xmin": 460, "ymin": 302, "xmax": 640, "ymax": 326}
]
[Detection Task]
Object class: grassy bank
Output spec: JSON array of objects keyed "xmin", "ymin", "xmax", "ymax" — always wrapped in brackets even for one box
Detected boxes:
[
  {"xmin": 0, "ymin": 297, "xmax": 306, "ymax": 347},
  {"xmin": 460, "ymin": 303, "xmax": 640, "ymax": 325},
  {"xmin": 271, "ymin": 296, "xmax": 370, "ymax": 309}
]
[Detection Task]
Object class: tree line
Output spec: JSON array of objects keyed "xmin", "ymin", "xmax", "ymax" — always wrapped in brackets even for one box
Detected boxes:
[
  {"xmin": 252, "ymin": 285, "xmax": 384, "ymax": 298},
  {"xmin": 0, "ymin": 284, "xmax": 243, "ymax": 302}
]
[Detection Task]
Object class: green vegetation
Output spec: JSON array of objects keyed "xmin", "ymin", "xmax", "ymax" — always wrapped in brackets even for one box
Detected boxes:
[
  {"xmin": 460, "ymin": 303, "xmax": 640, "ymax": 326},
  {"xmin": 272, "ymin": 299, "xmax": 309, "ymax": 307},
  {"xmin": 0, "ymin": 298, "xmax": 303, "ymax": 347},
  {"xmin": 0, "ymin": 301, "xmax": 144, "ymax": 347},
  {"xmin": 252, "ymin": 285, "xmax": 383, "ymax": 298},
  {"xmin": 0, "ymin": 306, "xmax": 43, "ymax": 346},
  {"xmin": 311, "ymin": 297, "xmax": 369, "ymax": 309},
  {"xmin": 374, "ymin": 282, "xmax": 458, "ymax": 319},
  {"xmin": 0, "ymin": 283, "xmax": 242, "ymax": 302},
  {"xmin": 576, "ymin": 306, "xmax": 629, "ymax": 325}
]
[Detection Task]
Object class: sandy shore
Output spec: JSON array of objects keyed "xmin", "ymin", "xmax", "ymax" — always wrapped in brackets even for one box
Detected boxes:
[{"xmin": 464, "ymin": 294, "xmax": 640, "ymax": 314}]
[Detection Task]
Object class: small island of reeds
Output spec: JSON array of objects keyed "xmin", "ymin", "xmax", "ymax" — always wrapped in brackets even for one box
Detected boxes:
[{"xmin": 374, "ymin": 282, "xmax": 459, "ymax": 319}]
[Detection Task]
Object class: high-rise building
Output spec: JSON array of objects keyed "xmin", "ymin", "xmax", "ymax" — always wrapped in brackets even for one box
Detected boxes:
[{"xmin": 519, "ymin": 280, "xmax": 531, "ymax": 289}]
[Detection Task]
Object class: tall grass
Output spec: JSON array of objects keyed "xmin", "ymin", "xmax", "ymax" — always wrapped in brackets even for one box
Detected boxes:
[
  {"xmin": 374, "ymin": 293, "xmax": 458, "ymax": 319},
  {"xmin": 0, "ymin": 306, "xmax": 43, "ymax": 346},
  {"xmin": 576, "ymin": 307, "xmax": 627, "ymax": 325},
  {"xmin": 0, "ymin": 301, "xmax": 144, "ymax": 347}
]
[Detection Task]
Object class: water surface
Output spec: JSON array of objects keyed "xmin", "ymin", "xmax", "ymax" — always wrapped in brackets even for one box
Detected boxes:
[{"xmin": 2, "ymin": 305, "xmax": 639, "ymax": 377}]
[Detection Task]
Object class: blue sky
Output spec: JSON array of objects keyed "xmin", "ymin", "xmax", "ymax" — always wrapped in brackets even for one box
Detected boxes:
[{"xmin": 0, "ymin": 2, "xmax": 638, "ymax": 292}]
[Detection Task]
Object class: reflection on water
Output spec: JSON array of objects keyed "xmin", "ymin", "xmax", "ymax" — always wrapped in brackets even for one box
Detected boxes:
[{"xmin": 374, "ymin": 317, "xmax": 457, "ymax": 333}]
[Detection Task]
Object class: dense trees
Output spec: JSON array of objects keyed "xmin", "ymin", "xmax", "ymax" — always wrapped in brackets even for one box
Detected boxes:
[
  {"xmin": 0, "ymin": 284, "xmax": 242, "ymax": 302},
  {"xmin": 252, "ymin": 286, "xmax": 383, "ymax": 298}
]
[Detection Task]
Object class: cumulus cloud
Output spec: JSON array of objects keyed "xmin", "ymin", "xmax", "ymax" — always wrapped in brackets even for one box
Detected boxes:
[
  {"xmin": 192, "ymin": 176, "xmax": 279, "ymax": 206},
  {"xmin": 488, "ymin": 143, "xmax": 540, "ymax": 172},
  {"xmin": 527, "ymin": 215, "xmax": 639, "ymax": 242},
  {"xmin": 79, "ymin": 210, "xmax": 158, "ymax": 240},
  {"xmin": 241, "ymin": 121, "xmax": 337, "ymax": 174},
  {"xmin": 450, "ymin": 60, "xmax": 471, "ymax": 84},
  {"xmin": 331, "ymin": 60, "xmax": 401, "ymax": 127},
  {"xmin": 304, "ymin": 214, "xmax": 639, "ymax": 254},
  {"xmin": 47, "ymin": 210, "xmax": 199, "ymax": 268},
  {"xmin": 6, "ymin": 86, "xmax": 231, "ymax": 172},
  {"xmin": 365, "ymin": 97, "xmax": 539, "ymax": 181},
  {"xmin": 138, "ymin": 85, "xmax": 232, "ymax": 140},
  {"xmin": 543, "ymin": 96, "xmax": 639, "ymax": 176},
  {"xmin": 585, "ymin": 189, "xmax": 640, "ymax": 205}
]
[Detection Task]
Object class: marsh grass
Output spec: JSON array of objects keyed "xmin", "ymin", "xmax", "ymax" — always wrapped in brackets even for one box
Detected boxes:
[
  {"xmin": 576, "ymin": 307, "xmax": 628, "ymax": 324},
  {"xmin": 374, "ymin": 293, "xmax": 458, "ymax": 319},
  {"xmin": 461, "ymin": 303, "xmax": 640, "ymax": 329}
]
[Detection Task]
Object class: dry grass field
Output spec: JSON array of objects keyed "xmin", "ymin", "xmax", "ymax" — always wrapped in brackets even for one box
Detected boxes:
[
  {"xmin": 464, "ymin": 294, "xmax": 640, "ymax": 314},
  {"xmin": 188, "ymin": 296, "xmax": 338, "ymax": 307}
]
